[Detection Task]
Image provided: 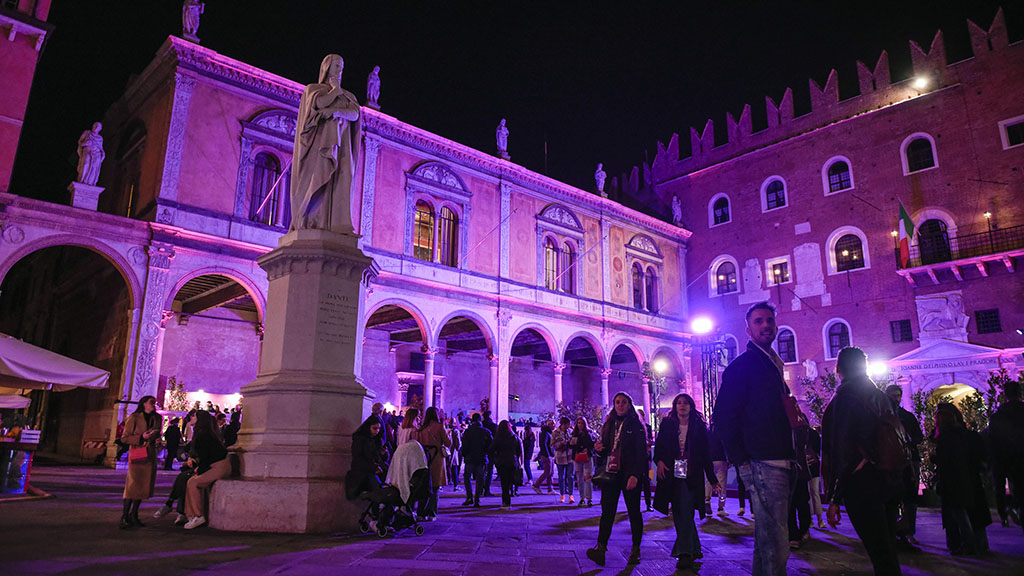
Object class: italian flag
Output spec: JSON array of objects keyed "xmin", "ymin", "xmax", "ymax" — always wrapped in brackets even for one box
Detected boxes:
[{"xmin": 898, "ymin": 202, "xmax": 914, "ymax": 268}]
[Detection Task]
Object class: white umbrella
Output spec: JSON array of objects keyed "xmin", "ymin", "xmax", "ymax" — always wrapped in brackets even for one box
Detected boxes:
[
  {"xmin": 0, "ymin": 393, "xmax": 31, "ymax": 409},
  {"xmin": 0, "ymin": 333, "xmax": 110, "ymax": 392}
]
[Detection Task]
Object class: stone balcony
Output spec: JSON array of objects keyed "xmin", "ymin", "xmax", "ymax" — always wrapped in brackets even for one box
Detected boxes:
[{"xmin": 896, "ymin": 223, "xmax": 1024, "ymax": 285}]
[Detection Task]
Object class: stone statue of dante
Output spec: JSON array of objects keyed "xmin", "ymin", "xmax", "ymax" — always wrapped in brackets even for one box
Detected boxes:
[
  {"xmin": 671, "ymin": 196, "xmax": 682, "ymax": 226},
  {"xmin": 182, "ymin": 0, "xmax": 204, "ymax": 39},
  {"xmin": 367, "ymin": 66, "xmax": 381, "ymax": 108},
  {"xmin": 496, "ymin": 118, "xmax": 509, "ymax": 159},
  {"xmin": 595, "ymin": 163, "xmax": 607, "ymax": 195},
  {"xmin": 76, "ymin": 122, "xmax": 105, "ymax": 186},
  {"xmin": 290, "ymin": 54, "xmax": 362, "ymax": 234}
]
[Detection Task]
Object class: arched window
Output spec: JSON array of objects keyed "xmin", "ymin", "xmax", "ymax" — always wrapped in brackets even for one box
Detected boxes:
[
  {"xmin": 716, "ymin": 261, "xmax": 737, "ymax": 294},
  {"xmin": 825, "ymin": 321, "xmax": 851, "ymax": 359},
  {"xmin": 827, "ymin": 161, "xmax": 852, "ymax": 193},
  {"xmin": 723, "ymin": 336, "xmax": 738, "ymax": 365},
  {"xmin": 712, "ymin": 196, "xmax": 730, "ymax": 226},
  {"xmin": 560, "ymin": 241, "xmax": 576, "ymax": 294},
  {"xmin": 437, "ymin": 206, "xmax": 459, "ymax": 267},
  {"xmin": 413, "ymin": 201, "xmax": 435, "ymax": 262},
  {"xmin": 762, "ymin": 178, "xmax": 787, "ymax": 211},
  {"xmin": 631, "ymin": 263, "xmax": 644, "ymax": 310},
  {"xmin": 249, "ymin": 153, "xmax": 287, "ymax": 226},
  {"xmin": 544, "ymin": 238, "xmax": 560, "ymax": 290},
  {"xmin": 776, "ymin": 329, "xmax": 796, "ymax": 364},
  {"xmin": 906, "ymin": 138, "xmax": 936, "ymax": 173},
  {"xmin": 918, "ymin": 219, "xmax": 951, "ymax": 265},
  {"xmin": 644, "ymin": 267, "xmax": 658, "ymax": 313},
  {"xmin": 835, "ymin": 234, "xmax": 865, "ymax": 271}
]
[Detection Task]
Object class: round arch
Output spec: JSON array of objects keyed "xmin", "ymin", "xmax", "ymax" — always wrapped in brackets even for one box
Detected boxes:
[
  {"xmin": 707, "ymin": 192, "xmax": 732, "ymax": 228},
  {"xmin": 899, "ymin": 132, "xmax": 939, "ymax": 175},
  {"xmin": 0, "ymin": 235, "xmax": 143, "ymax": 309},
  {"xmin": 561, "ymin": 330, "xmax": 607, "ymax": 369},
  {"xmin": 509, "ymin": 322, "xmax": 559, "ymax": 362},
  {"xmin": 709, "ymin": 254, "xmax": 741, "ymax": 298},
  {"xmin": 759, "ymin": 175, "xmax": 788, "ymax": 213},
  {"xmin": 364, "ymin": 298, "xmax": 431, "ymax": 345},
  {"xmin": 825, "ymin": 225, "xmax": 872, "ymax": 274},
  {"xmin": 609, "ymin": 339, "xmax": 647, "ymax": 367},
  {"xmin": 650, "ymin": 345, "xmax": 684, "ymax": 377},
  {"xmin": 434, "ymin": 309, "xmax": 496, "ymax": 354},
  {"xmin": 821, "ymin": 155, "xmax": 855, "ymax": 194},
  {"xmin": 910, "ymin": 206, "xmax": 958, "ymax": 239},
  {"xmin": 163, "ymin": 266, "xmax": 267, "ymax": 323}
]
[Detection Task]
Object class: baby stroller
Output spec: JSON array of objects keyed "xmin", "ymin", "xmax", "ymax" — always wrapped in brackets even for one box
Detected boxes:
[{"xmin": 358, "ymin": 440, "xmax": 433, "ymax": 537}]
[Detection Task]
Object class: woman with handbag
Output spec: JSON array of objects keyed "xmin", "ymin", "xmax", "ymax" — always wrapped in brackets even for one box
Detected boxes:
[
  {"xmin": 586, "ymin": 392, "xmax": 649, "ymax": 566},
  {"xmin": 120, "ymin": 395, "xmax": 162, "ymax": 529},
  {"xmin": 181, "ymin": 410, "xmax": 231, "ymax": 530},
  {"xmin": 490, "ymin": 420, "xmax": 523, "ymax": 511},
  {"xmin": 415, "ymin": 407, "xmax": 452, "ymax": 520},
  {"xmin": 653, "ymin": 393, "xmax": 721, "ymax": 570},
  {"xmin": 571, "ymin": 417, "xmax": 595, "ymax": 507}
]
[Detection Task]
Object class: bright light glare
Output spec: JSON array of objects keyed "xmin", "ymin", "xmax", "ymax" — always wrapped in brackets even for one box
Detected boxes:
[
  {"xmin": 868, "ymin": 361, "xmax": 888, "ymax": 378},
  {"xmin": 691, "ymin": 317, "xmax": 713, "ymax": 335},
  {"xmin": 652, "ymin": 359, "xmax": 669, "ymax": 374},
  {"xmin": 912, "ymin": 76, "xmax": 929, "ymax": 90},
  {"xmin": 383, "ymin": 402, "xmax": 396, "ymax": 412}
]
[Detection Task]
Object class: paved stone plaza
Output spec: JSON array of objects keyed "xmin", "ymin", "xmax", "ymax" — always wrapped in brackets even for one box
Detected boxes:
[{"xmin": 1, "ymin": 464, "xmax": 1022, "ymax": 575}]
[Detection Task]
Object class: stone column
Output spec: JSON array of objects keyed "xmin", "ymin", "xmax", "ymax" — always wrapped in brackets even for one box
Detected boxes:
[
  {"xmin": 488, "ymin": 353, "xmax": 499, "ymax": 411},
  {"xmin": 496, "ymin": 347, "xmax": 511, "ymax": 421},
  {"xmin": 398, "ymin": 379, "xmax": 410, "ymax": 408},
  {"xmin": 422, "ymin": 345, "xmax": 438, "ymax": 409},
  {"xmin": 553, "ymin": 362, "xmax": 566, "ymax": 405},
  {"xmin": 641, "ymin": 377, "xmax": 652, "ymax": 421},
  {"xmin": 600, "ymin": 368, "xmax": 612, "ymax": 407},
  {"xmin": 211, "ymin": 229, "xmax": 374, "ymax": 534},
  {"xmin": 433, "ymin": 379, "xmax": 444, "ymax": 413}
]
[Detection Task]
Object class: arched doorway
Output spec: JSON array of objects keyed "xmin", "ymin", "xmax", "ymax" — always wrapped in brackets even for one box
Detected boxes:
[
  {"xmin": 918, "ymin": 219, "xmax": 951, "ymax": 265},
  {"xmin": 362, "ymin": 304, "xmax": 427, "ymax": 410},
  {"xmin": 509, "ymin": 327, "xmax": 554, "ymax": 419},
  {"xmin": 435, "ymin": 314, "xmax": 492, "ymax": 418},
  {"xmin": 609, "ymin": 343, "xmax": 645, "ymax": 418},
  {"xmin": 160, "ymin": 274, "xmax": 263, "ymax": 412},
  {"xmin": 0, "ymin": 246, "xmax": 132, "ymax": 459},
  {"xmin": 650, "ymin": 348, "xmax": 683, "ymax": 419},
  {"xmin": 563, "ymin": 335, "xmax": 603, "ymax": 407}
]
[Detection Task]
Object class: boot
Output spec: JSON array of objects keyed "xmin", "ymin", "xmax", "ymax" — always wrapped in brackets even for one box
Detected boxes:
[
  {"xmin": 585, "ymin": 544, "xmax": 606, "ymax": 566},
  {"xmin": 627, "ymin": 546, "xmax": 641, "ymax": 564},
  {"xmin": 119, "ymin": 499, "xmax": 133, "ymax": 529},
  {"xmin": 130, "ymin": 499, "xmax": 145, "ymax": 527}
]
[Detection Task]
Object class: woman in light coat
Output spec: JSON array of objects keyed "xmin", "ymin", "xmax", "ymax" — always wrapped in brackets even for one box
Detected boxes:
[
  {"xmin": 415, "ymin": 407, "xmax": 452, "ymax": 519},
  {"xmin": 120, "ymin": 395, "xmax": 162, "ymax": 528}
]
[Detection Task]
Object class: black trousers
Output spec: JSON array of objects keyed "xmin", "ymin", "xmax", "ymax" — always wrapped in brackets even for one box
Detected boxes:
[
  {"xmin": 789, "ymin": 473, "xmax": 811, "ymax": 541},
  {"xmin": 598, "ymin": 473, "xmax": 643, "ymax": 547},
  {"xmin": 498, "ymin": 465, "xmax": 515, "ymax": 507},
  {"xmin": 844, "ymin": 467, "xmax": 902, "ymax": 576}
]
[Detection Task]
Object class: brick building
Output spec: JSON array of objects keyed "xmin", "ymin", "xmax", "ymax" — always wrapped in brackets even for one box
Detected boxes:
[{"xmin": 652, "ymin": 10, "xmax": 1024, "ymax": 410}]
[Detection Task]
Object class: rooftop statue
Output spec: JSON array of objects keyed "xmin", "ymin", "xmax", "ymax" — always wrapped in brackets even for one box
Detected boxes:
[
  {"xmin": 290, "ymin": 54, "xmax": 362, "ymax": 234},
  {"xmin": 496, "ymin": 118, "xmax": 510, "ymax": 159},
  {"xmin": 182, "ymin": 0, "xmax": 205, "ymax": 42},
  {"xmin": 75, "ymin": 122, "xmax": 104, "ymax": 186},
  {"xmin": 367, "ymin": 66, "xmax": 381, "ymax": 109},
  {"xmin": 595, "ymin": 163, "xmax": 607, "ymax": 197},
  {"xmin": 671, "ymin": 196, "xmax": 682, "ymax": 226}
]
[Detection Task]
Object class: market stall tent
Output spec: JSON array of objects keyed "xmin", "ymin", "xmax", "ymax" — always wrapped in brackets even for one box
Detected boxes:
[{"xmin": 0, "ymin": 333, "xmax": 110, "ymax": 392}]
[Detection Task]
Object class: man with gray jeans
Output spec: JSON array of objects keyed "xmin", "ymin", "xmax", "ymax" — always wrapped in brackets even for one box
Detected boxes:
[{"xmin": 713, "ymin": 302, "xmax": 797, "ymax": 576}]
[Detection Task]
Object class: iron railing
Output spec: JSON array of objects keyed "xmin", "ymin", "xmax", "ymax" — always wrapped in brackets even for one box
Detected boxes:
[{"xmin": 896, "ymin": 224, "xmax": 1024, "ymax": 270}]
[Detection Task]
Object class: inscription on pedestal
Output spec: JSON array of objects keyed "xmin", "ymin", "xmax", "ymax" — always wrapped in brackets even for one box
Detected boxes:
[{"xmin": 318, "ymin": 291, "xmax": 358, "ymax": 346}]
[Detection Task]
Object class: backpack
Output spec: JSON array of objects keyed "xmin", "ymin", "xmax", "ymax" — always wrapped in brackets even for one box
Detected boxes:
[{"xmin": 862, "ymin": 388, "xmax": 911, "ymax": 472}]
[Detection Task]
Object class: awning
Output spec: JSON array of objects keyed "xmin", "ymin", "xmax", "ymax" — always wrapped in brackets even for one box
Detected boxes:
[
  {"xmin": 0, "ymin": 393, "xmax": 31, "ymax": 409},
  {"xmin": 0, "ymin": 333, "xmax": 110, "ymax": 392}
]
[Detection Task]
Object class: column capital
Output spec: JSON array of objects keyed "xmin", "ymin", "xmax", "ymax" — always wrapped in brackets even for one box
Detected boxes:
[
  {"xmin": 601, "ymin": 368, "xmax": 614, "ymax": 378},
  {"xmin": 488, "ymin": 353, "xmax": 500, "ymax": 368},
  {"xmin": 159, "ymin": 309, "xmax": 175, "ymax": 328},
  {"xmin": 553, "ymin": 362, "xmax": 567, "ymax": 373},
  {"xmin": 422, "ymin": 345, "xmax": 439, "ymax": 357}
]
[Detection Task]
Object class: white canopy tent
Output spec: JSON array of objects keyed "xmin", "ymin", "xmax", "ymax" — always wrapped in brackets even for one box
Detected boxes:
[{"xmin": 0, "ymin": 332, "xmax": 110, "ymax": 395}]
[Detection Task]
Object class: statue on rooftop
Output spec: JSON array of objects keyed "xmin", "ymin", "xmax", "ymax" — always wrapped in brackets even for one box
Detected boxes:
[
  {"xmin": 595, "ymin": 163, "xmax": 607, "ymax": 197},
  {"xmin": 367, "ymin": 66, "xmax": 381, "ymax": 109},
  {"xmin": 75, "ymin": 122, "xmax": 105, "ymax": 186},
  {"xmin": 671, "ymin": 196, "xmax": 683, "ymax": 226},
  {"xmin": 182, "ymin": 0, "xmax": 205, "ymax": 43},
  {"xmin": 290, "ymin": 54, "xmax": 362, "ymax": 234},
  {"xmin": 496, "ymin": 119, "xmax": 510, "ymax": 159}
]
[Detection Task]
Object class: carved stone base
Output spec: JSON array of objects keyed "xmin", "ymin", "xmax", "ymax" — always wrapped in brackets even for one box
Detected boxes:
[
  {"xmin": 68, "ymin": 182, "xmax": 104, "ymax": 211},
  {"xmin": 209, "ymin": 228, "xmax": 374, "ymax": 533},
  {"xmin": 183, "ymin": 32, "xmax": 200, "ymax": 44}
]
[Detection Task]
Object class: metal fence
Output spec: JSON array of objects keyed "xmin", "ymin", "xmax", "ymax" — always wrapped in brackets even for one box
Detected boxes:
[{"xmin": 896, "ymin": 224, "xmax": 1024, "ymax": 269}]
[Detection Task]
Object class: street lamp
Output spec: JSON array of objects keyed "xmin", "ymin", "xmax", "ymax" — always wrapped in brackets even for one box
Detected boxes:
[{"xmin": 984, "ymin": 211, "xmax": 994, "ymax": 251}]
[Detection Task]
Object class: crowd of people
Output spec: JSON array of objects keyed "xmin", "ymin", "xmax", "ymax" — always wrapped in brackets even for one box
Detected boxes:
[{"xmin": 110, "ymin": 299, "xmax": 1023, "ymax": 575}]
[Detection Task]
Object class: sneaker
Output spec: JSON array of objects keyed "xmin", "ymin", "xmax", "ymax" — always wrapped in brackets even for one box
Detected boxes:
[
  {"xmin": 627, "ymin": 546, "xmax": 641, "ymax": 564},
  {"xmin": 817, "ymin": 519, "xmax": 827, "ymax": 529},
  {"xmin": 557, "ymin": 495, "xmax": 565, "ymax": 503},
  {"xmin": 585, "ymin": 545, "xmax": 607, "ymax": 566},
  {"xmin": 737, "ymin": 507, "xmax": 745, "ymax": 517},
  {"xmin": 718, "ymin": 507, "xmax": 728, "ymax": 516},
  {"xmin": 153, "ymin": 505, "xmax": 172, "ymax": 519},
  {"xmin": 174, "ymin": 513, "xmax": 187, "ymax": 526},
  {"xmin": 578, "ymin": 499, "xmax": 586, "ymax": 507},
  {"xmin": 586, "ymin": 499, "xmax": 594, "ymax": 507},
  {"xmin": 568, "ymin": 495, "xmax": 575, "ymax": 504},
  {"xmin": 789, "ymin": 541, "xmax": 800, "ymax": 550},
  {"xmin": 183, "ymin": 516, "xmax": 206, "ymax": 530}
]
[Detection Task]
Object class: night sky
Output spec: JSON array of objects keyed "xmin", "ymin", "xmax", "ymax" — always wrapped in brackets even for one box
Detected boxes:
[{"xmin": 10, "ymin": 1, "xmax": 1021, "ymax": 207}]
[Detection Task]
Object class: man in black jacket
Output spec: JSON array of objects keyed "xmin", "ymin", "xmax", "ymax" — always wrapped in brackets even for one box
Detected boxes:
[
  {"xmin": 460, "ymin": 413, "xmax": 492, "ymax": 506},
  {"xmin": 989, "ymin": 379, "xmax": 1024, "ymax": 532},
  {"xmin": 824, "ymin": 347, "xmax": 903, "ymax": 576},
  {"xmin": 712, "ymin": 301, "xmax": 796, "ymax": 576},
  {"xmin": 885, "ymin": 384, "xmax": 925, "ymax": 549},
  {"xmin": 482, "ymin": 410, "xmax": 498, "ymax": 497},
  {"xmin": 163, "ymin": 418, "xmax": 182, "ymax": 470}
]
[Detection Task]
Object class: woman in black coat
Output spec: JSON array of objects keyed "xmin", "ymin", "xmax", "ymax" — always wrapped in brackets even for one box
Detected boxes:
[
  {"xmin": 346, "ymin": 415, "xmax": 387, "ymax": 499},
  {"xmin": 653, "ymin": 393, "xmax": 720, "ymax": 570},
  {"xmin": 490, "ymin": 420, "xmax": 523, "ymax": 510},
  {"xmin": 586, "ymin": 392, "xmax": 649, "ymax": 567},
  {"xmin": 932, "ymin": 403, "xmax": 990, "ymax": 555}
]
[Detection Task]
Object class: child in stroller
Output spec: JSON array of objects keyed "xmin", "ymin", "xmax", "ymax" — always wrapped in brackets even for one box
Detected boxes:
[{"xmin": 357, "ymin": 440, "xmax": 433, "ymax": 537}]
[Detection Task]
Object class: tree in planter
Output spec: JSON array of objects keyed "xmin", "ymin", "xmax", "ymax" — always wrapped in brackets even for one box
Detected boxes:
[
  {"xmin": 911, "ymin": 389, "xmax": 952, "ymax": 492},
  {"xmin": 802, "ymin": 369, "xmax": 839, "ymax": 428},
  {"xmin": 165, "ymin": 377, "xmax": 190, "ymax": 412},
  {"xmin": 539, "ymin": 399, "xmax": 606, "ymax": 431}
]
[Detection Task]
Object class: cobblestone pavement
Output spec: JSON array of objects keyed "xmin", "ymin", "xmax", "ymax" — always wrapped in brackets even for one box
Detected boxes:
[{"xmin": 1, "ymin": 465, "xmax": 1021, "ymax": 575}]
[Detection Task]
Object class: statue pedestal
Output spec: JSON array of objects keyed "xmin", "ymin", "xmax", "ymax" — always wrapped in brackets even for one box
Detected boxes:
[
  {"xmin": 210, "ymin": 229, "xmax": 374, "ymax": 533},
  {"xmin": 183, "ymin": 32, "xmax": 200, "ymax": 44},
  {"xmin": 68, "ymin": 182, "xmax": 104, "ymax": 211}
]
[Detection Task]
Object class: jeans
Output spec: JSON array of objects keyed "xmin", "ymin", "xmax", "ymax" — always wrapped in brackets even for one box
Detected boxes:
[
  {"xmin": 535, "ymin": 456, "xmax": 553, "ymax": 491},
  {"xmin": 523, "ymin": 445, "xmax": 534, "ymax": 481},
  {"xmin": 705, "ymin": 460, "xmax": 729, "ymax": 503},
  {"xmin": 498, "ymin": 465, "xmax": 515, "ymax": 507},
  {"xmin": 597, "ymin": 473, "xmax": 643, "ymax": 547},
  {"xmin": 737, "ymin": 461, "xmax": 796, "ymax": 576},
  {"xmin": 809, "ymin": 476, "xmax": 823, "ymax": 518},
  {"xmin": 484, "ymin": 463, "xmax": 495, "ymax": 495},
  {"xmin": 845, "ymin": 466, "xmax": 902, "ymax": 575},
  {"xmin": 574, "ymin": 460, "xmax": 593, "ymax": 500},
  {"xmin": 464, "ymin": 462, "xmax": 485, "ymax": 503},
  {"xmin": 671, "ymin": 479, "xmax": 701, "ymax": 558},
  {"xmin": 558, "ymin": 463, "xmax": 575, "ymax": 496}
]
